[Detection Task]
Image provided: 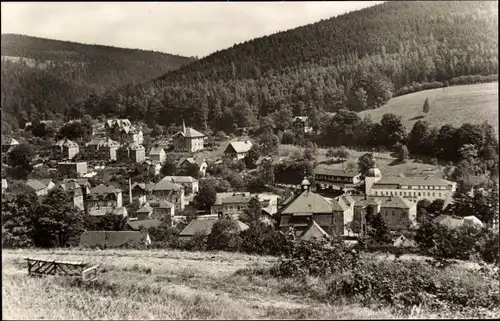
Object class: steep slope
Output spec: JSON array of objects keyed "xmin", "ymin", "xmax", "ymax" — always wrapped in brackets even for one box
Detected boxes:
[
  {"xmin": 1, "ymin": 34, "xmax": 195, "ymax": 133},
  {"xmin": 81, "ymin": 1, "xmax": 498, "ymax": 133}
]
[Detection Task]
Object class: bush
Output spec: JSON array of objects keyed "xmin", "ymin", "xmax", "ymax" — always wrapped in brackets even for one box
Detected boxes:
[
  {"xmin": 183, "ymin": 231, "xmax": 208, "ymax": 251},
  {"xmin": 239, "ymin": 223, "xmax": 292, "ymax": 256},
  {"xmin": 329, "ymin": 260, "xmax": 500, "ymax": 312},
  {"xmin": 272, "ymin": 233, "xmax": 359, "ymax": 278},
  {"xmin": 206, "ymin": 219, "xmax": 242, "ymax": 252}
]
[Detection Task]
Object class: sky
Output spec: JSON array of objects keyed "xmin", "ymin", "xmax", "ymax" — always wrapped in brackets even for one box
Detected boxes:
[{"xmin": 1, "ymin": 1, "xmax": 383, "ymax": 58}]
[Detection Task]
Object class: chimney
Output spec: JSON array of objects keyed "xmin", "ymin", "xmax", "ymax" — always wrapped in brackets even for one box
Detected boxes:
[
  {"xmin": 129, "ymin": 178, "xmax": 132, "ymax": 205},
  {"xmin": 182, "ymin": 119, "xmax": 186, "ymax": 134}
]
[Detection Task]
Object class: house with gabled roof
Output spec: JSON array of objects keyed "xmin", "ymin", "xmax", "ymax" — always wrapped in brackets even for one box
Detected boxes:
[
  {"xmin": 152, "ymin": 180, "xmax": 185, "ymax": 211},
  {"xmin": 58, "ymin": 161, "xmax": 88, "ymax": 178},
  {"xmin": 86, "ymin": 138, "xmax": 119, "ymax": 161},
  {"xmin": 1, "ymin": 137, "xmax": 19, "ymax": 153},
  {"xmin": 135, "ymin": 203, "xmax": 154, "ymax": 220},
  {"xmin": 130, "ymin": 182, "xmax": 155, "ymax": 206},
  {"xmin": 26, "ymin": 179, "xmax": 49, "ymax": 196},
  {"xmin": 379, "ymin": 195, "xmax": 417, "ymax": 231},
  {"xmin": 300, "ymin": 220, "xmax": 330, "ymax": 241},
  {"xmin": 161, "ymin": 176, "xmax": 199, "ymax": 195},
  {"xmin": 53, "ymin": 139, "xmax": 79, "ymax": 160},
  {"xmin": 173, "ymin": 121, "xmax": 205, "ymax": 152},
  {"xmin": 223, "ymin": 141, "xmax": 253, "ymax": 160},
  {"xmin": 147, "ymin": 197, "xmax": 175, "ymax": 224},
  {"xmin": 117, "ymin": 142, "xmax": 146, "ymax": 163},
  {"xmin": 292, "ymin": 116, "xmax": 313, "ymax": 134},
  {"xmin": 279, "ymin": 177, "xmax": 338, "ymax": 237},
  {"xmin": 87, "ymin": 184, "xmax": 123, "ymax": 216},
  {"xmin": 177, "ymin": 156, "xmax": 208, "ymax": 177},
  {"xmin": 148, "ymin": 146, "xmax": 166, "ymax": 164},
  {"xmin": 40, "ymin": 179, "xmax": 56, "ymax": 192},
  {"xmin": 53, "ymin": 181, "xmax": 84, "ymax": 210},
  {"xmin": 433, "ymin": 214, "xmax": 484, "ymax": 229}
]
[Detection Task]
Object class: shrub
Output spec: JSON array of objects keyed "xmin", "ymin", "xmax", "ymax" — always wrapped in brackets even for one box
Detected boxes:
[
  {"xmin": 183, "ymin": 231, "xmax": 208, "ymax": 251},
  {"xmin": 328, "ymin": 259, "xmax": 500, "ymax": 312},
  {"xmin": 206, "ymin": 219, "xmax": 242, "ymax": 252},
  {"xmin": 239, "ymin": 223, "xmax": 292, "ymax": 256},
  {"xmin": 272, "ymin": 234, "xmax": 359, "ymax": 278}
]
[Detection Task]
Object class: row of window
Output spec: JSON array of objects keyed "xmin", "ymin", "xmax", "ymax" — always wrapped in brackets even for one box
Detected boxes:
[
  {"xmin": 400, "ymin": 185, "xmax": 448, "ymax": 190},
  {"xmin": 373, "ymin": 190, "xmax": 444, "ymax": 198},
  {"xmin": 315, "ymin": 175, "xmax": 352, "ymax": 182}
]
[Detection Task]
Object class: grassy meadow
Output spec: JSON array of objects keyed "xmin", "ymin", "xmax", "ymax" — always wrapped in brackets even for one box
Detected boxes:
[
  {"xmin": 358, "ymin": 82, "xmax": 499, "ymax": 132},
  {"xmin": 7, "ymin": 248, "xmax": 495, "ymax": 320},
  {"xmin": 2, "ymin": 248, "xmax": 416, "ymax": 320},
  {"xmin": 278, "ymin": 144, "xmax": 442, "ymax": 177}
]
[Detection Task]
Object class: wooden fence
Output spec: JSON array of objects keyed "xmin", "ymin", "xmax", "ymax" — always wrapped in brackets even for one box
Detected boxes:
[{"xmin": 25, "ymin": 258, "xmax": 99, "ymax": 281}]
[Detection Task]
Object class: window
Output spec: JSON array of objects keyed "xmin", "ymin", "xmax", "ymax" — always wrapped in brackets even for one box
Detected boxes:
[
  {"xmin": 432, "ymin": 192, "xmax": 435, "ymax": 197},
  {"xmin": 374, "ymin": 191, "xmax": 378, "ymax": 196},
  {"xmin": 438, "ymin": 193, "xmax": 442, "ymax": 197},
  {"xmin": 418, "ymin": 192, "xmax": 421, "ymax": 197}
]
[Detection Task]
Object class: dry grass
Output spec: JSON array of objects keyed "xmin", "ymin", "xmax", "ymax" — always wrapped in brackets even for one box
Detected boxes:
[
  {"xmin": 279, "ymin": 144, "xmax": 441, "ymax": 177},
  {"xmin": 358, "ymin": 82, "xmax": 499, "ymax": 132},
  {"xmin": 3, "ymin": 248, "xmax": 411, "ymax": 320}
]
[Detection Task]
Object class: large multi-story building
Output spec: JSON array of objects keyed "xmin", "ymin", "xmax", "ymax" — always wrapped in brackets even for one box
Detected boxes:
[
  {"xmin": 367, "ymin": 176, "xmax": 457, "ymax": 203},
  {"xmin": 173, "ymin": 121, "xmax": 205, "ymax": 153}
]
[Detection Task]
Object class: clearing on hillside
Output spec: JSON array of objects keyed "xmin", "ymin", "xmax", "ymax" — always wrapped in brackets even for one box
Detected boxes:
[{"xmin": 358, "ymin": 82, "xmax": 499, "ymax": 132}]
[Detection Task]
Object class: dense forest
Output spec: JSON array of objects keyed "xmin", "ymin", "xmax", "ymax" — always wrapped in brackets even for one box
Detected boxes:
[
  {"xmin": 74, "ymin": 1, "xmax": 498, "ymax": 133},
  {"xmin": 1, "ymin": 34, "xmax": 195, "ymax": 133}
]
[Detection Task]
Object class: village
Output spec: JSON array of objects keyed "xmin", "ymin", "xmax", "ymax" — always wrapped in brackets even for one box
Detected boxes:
[{"xmin": 2, "ymin": 115, "xmax": 470, "ymax": 249}]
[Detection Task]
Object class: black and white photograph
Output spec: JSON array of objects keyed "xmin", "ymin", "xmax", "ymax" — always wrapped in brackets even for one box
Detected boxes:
[{"xmin": 1, "ymin": 0, "xmax": 499, "ymax": 319}]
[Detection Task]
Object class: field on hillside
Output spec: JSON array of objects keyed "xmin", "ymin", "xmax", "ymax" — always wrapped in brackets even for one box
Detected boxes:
[
  {"xmin": 3, "ymin": 249, "xmax": 491, "ymax": 320},
  {"xmin": 358, "ymin": 82, "xmax": 499, "ymax": 132},
  {"xmin": 3, "ymin": 249, "xmax": 415, "ymax": 320},
  {"xmin": 279, "ymin": 144, "xmax": 441, "ymax": 177}
]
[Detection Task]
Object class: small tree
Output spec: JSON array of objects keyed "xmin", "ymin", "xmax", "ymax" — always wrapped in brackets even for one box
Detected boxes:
[
  {"xmin": 326, "ymin": 148, "xmax": 336, "ymax": 162},
  {"xmin": 240, "ymin": 197, "xmax": 262, "ymax": 224},
  {"xmin": 397, "ymin": 144, "xmax": 410, "ymax": 163},
  {"xmin": 206, "ymin": 218, "xmax": 241, "ymax": 251},
  {"xmin": 423, "ymin": 98, "xmax": 430, "ymax": 114},
  {"xmin": 336, "ymin": 146, "xmax": 350, "ymax": 162},
  {"xmin": 160, "ymin": 155, "xmax": 177, "ymax": 176}
]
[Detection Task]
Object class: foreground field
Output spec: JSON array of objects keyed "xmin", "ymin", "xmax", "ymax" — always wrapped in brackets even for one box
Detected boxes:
[
  {"xmin": 3, "ymin": 248, "xmax": 479, "ymax": 320},
  {"xmin": 358, "ymin": 82, "xmax": 499, "ymax": 132}
]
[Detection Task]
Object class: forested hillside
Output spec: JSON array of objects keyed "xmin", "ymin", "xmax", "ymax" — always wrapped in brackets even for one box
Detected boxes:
[
  {"xmin": 76, "ymin": 1, "xmax": 498, "ymax": 132},
  {"xmin": 80, "ymin": 1, "xmax": 497, "ymax": 133},
  {"xmin": 1, "ymin": 34, "xmax": 195, "ymax": 133}
]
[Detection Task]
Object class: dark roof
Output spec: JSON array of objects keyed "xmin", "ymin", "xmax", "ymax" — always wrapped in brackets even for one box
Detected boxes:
[
  {"xmin": 179, "ymin": 217, "xmax": 217, "ymax": 236},
  {"xmin": 127, "ymin": 219, "xmax": 162, "ymax": 231},
  {"xmin": 373, "ymin": 176, "xmax": 455, "ymax": 187},
  {"xmin": 80, "ymin": 231, "xmax": 150, "ymax": 248},
  {"xmin": 281, "ymin": 190, "xmax": 333, "ymax": 214}
]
